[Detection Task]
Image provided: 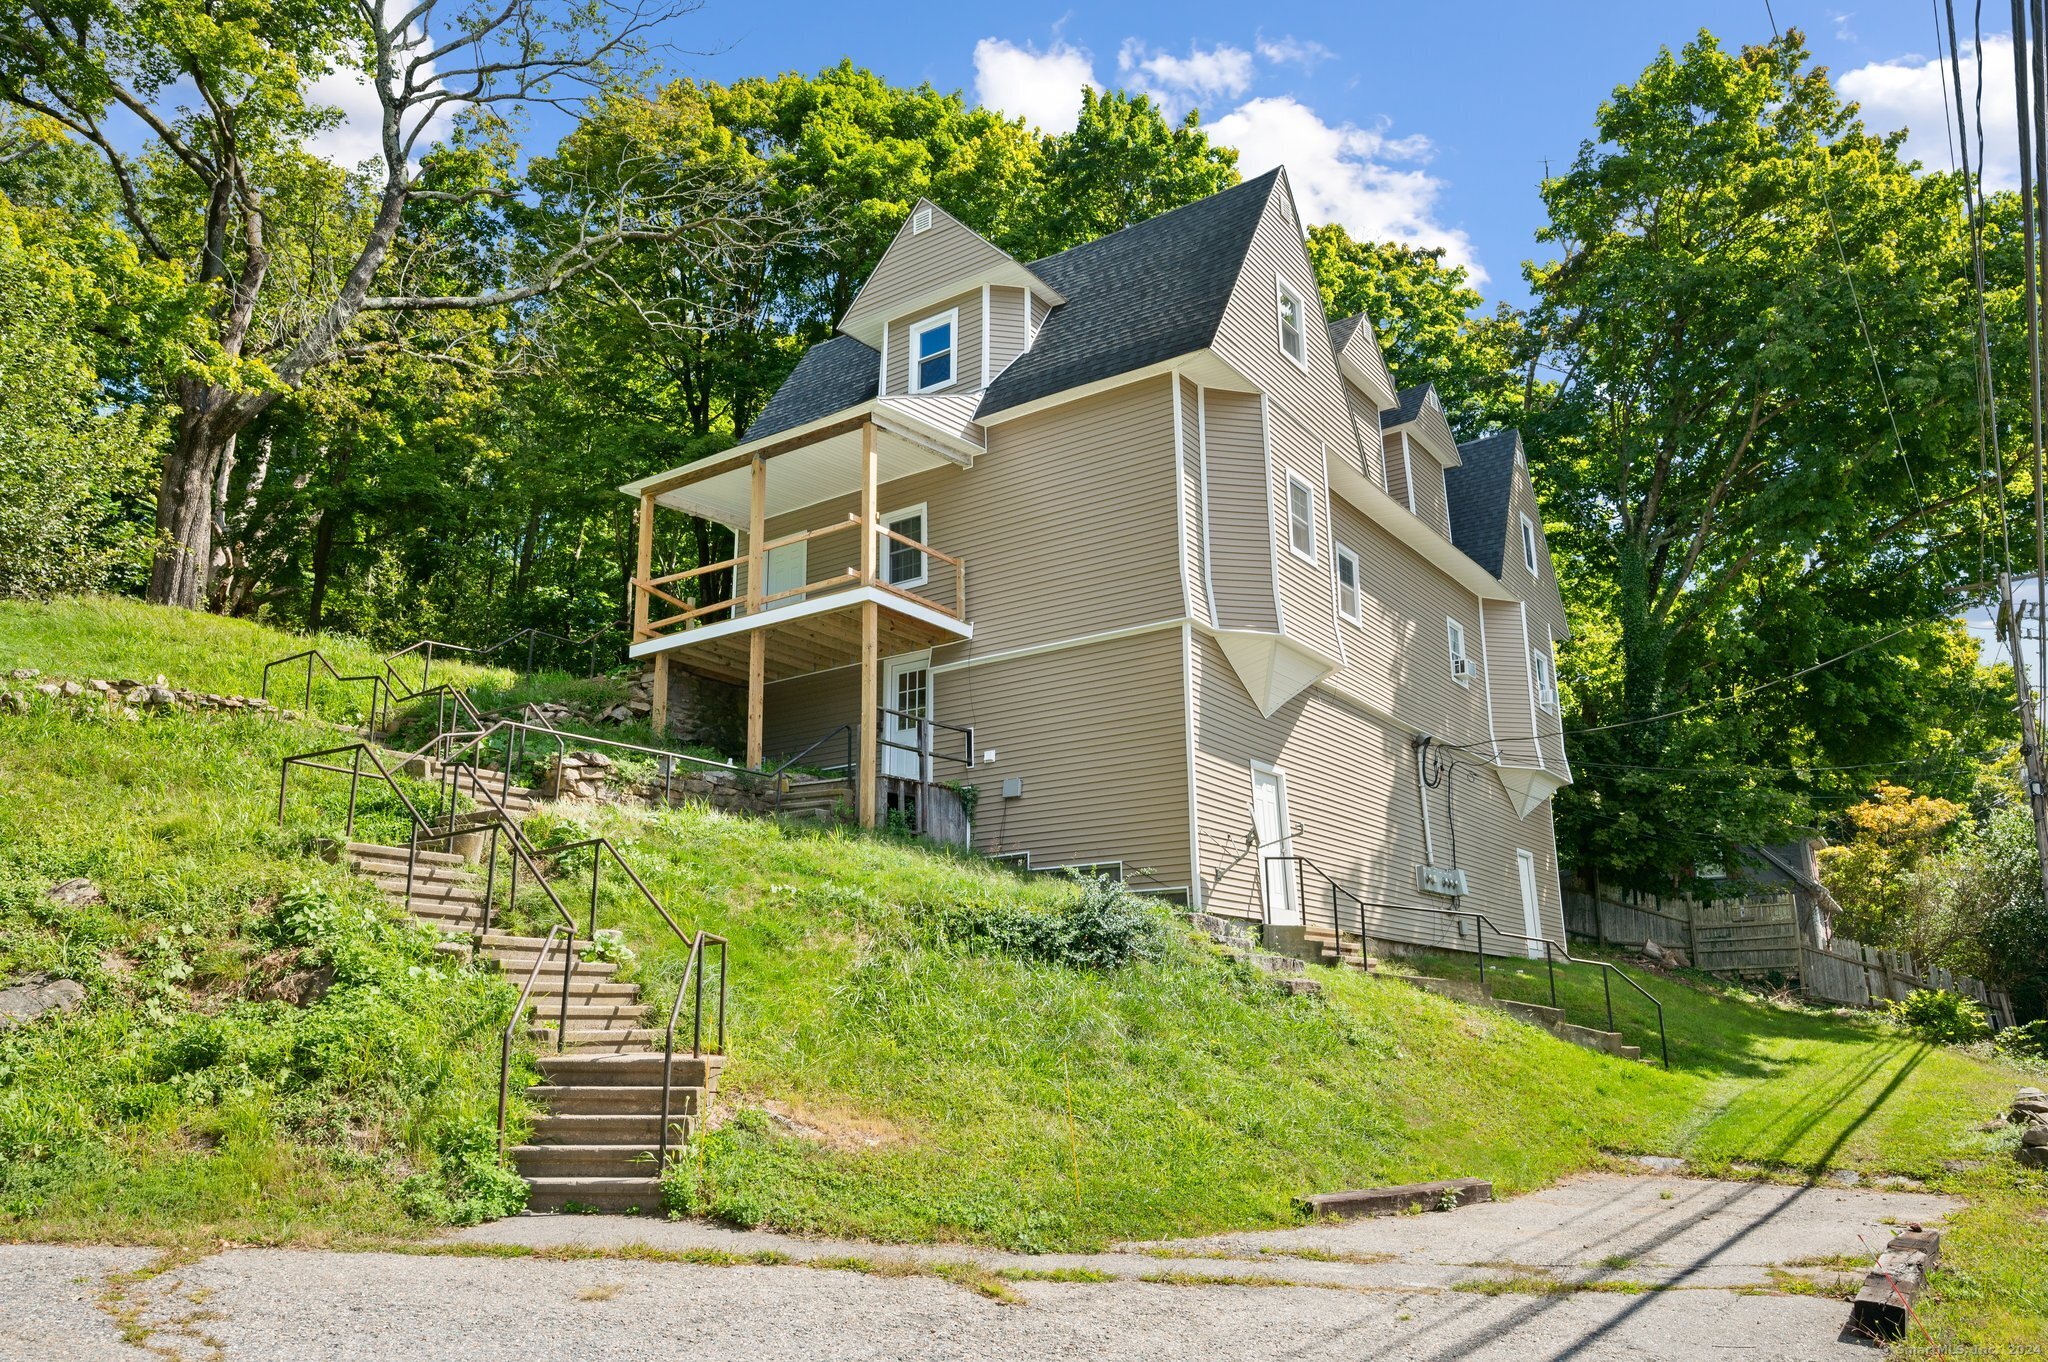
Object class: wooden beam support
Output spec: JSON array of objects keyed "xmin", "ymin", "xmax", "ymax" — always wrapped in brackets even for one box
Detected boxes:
[
  {"xmin": 650, "ymin": 652, "xmax": 670, "ymax": 737},
  {"xmin": 857, "ymin": 420, "xmax": 880, "ymax": 829},
  {"xmin": 745, "ymin": 456, "xmax": 767, "ymax": 768},
  {"xmin": 633, "ymin": 490, "xmax": 655, "ymax": 641},
  {"xmin": 858, "ymin": 599, "xmax": 879, "ymax": 829}
]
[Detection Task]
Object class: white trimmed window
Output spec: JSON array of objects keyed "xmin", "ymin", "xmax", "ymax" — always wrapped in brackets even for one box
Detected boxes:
[
  {"xmin": 881, "ymin": 504, "xmax": 928, "ymax": 588},
  {"xmin": 1286, "ymin": 472, "xmax": 1316, "ymax": 562},
  {"xmin": 1521, "ymin": 513, "xmax": 1540, "ymax": 575},
  {"xmin": 1532, "ymin": 649, "xmax": 1557, "ymax": 712},
  {"xmin": 1446, "ymin": 618, "xmax": 1471, "ymax": 685},
  {"xmin": 909, "ymin": 311, "xmax": 956, "ymax": 393},
  {"xmin": 1335, "ymin": 544, "xmax": 1362, "ymax": 623},
  {"xmin": 1276, "ymin": 277, "xmax": 1307, "ymax": 366}
]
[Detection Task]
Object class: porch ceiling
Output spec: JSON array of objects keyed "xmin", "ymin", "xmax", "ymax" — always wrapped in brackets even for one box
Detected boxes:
[
  {"xmin": 628, "ymin": 586, "xmax": 972, "ymax": 684},
  {"xmin": 622, "ymin": 399, "xmax": 984, "ymax": 529}
]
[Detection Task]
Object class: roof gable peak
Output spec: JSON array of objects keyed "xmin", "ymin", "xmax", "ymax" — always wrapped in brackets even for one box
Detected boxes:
[{"xmin": 838, "ymin": 199, "xmax": 1061, "ymax": 348}]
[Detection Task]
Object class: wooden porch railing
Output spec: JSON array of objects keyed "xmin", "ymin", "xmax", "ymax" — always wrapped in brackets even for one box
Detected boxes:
[{"xmin": 633, "ymin": 513, "xmax": 966, "ymax": 642}]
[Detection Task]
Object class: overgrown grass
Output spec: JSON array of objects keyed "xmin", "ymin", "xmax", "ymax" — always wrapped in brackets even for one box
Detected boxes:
[
  {"xmin": 0, "ymin": 690, "xmax": 532, "ymax": 1246},
  {"xmin": 1, "ymin": 598, "xmax": 2043, "ymax": 1344}
]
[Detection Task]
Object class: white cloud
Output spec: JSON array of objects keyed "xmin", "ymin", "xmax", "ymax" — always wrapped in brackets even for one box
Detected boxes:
[
  {"xmin": 972, "ymin": 37, "xmax": 1098, "ymax": 134},
  {"xmin": 1208, "ymin": 96, "xmax": 1484, "ymax": 282},
  {"xmin": 1118, "ymin": 41, "xmax": 1256, "ymax": 103},
  {"xmin": 1828, "ymin": 9, "xmax": 1858, "ymax": 43},
  {"xmin": 1255, "ymin": 34, "xmax": 1335, "ymax": 70},
  {"xmin": 303, "ymin": 57, "xmax": 455, "ymax": 170},
  {"xmin": 1838, "ymin": 36, "xmax": 2019, "ymax": 189}
]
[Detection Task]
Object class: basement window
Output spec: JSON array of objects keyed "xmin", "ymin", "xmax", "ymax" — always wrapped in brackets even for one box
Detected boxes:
[
  {"xmin": 909, "ymin": 310, "xmax": 956, "ymax": 393},
  {"xmin": 1335, "ymin": 544, "xmax": 1362, "ymax": 623}
]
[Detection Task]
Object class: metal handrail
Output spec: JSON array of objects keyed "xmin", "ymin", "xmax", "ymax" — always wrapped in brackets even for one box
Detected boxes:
[
  {"xmin": 1266, "ymin": 852, "xmax": 1669, "ymax": 1068},
  {"xmin": 658, "ymin": 929, "xmax": 728, "ymax": 1164},
  {"xmin": 261, "ymin": 650, "xmax": 398, "ymax": 731},
  {"xmin": 770, "ymin": 724, "xmax": 856, "ymax": 816},
  {"xmin": 389, "ymin": 627, "xmax": 614, "ymax": 686},
  {"xmin": 497, "ymin": 924, "xmax": 571, "ymax": 1155},
  {"xmin": 427, "ymin": 717, "xmax": 753, "ymax": 812}
]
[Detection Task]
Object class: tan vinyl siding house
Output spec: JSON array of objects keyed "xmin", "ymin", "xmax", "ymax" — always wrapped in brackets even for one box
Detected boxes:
[{"xmin": 622, "ymin": 168, "xmax": 1575, "ymax": 959}]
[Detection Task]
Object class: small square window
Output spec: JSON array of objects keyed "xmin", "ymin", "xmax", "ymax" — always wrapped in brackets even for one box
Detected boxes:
[
  {"xmin": 909, "ymin": 312, "xmax": 955, "ymax": 393},
  {"xmin": 1286, "ymin": 473, "xmax": 1316, "ymax": 562},
  {"xmin": 1532, "ymin": 649, "xmax": 1557, "ymax": 712},
  {"xmin": 1446, "ymin": 618, "xmax": 1470, "ymax": 685},
  {"xmin": 1335, "ymin": 545, "xmax": 1361, "ymax": 623},
  {"xmin": 1521, "ymin": 514, "xmax": 1540, "ymax": 575},
  {"xmin": 1276, "ymin": 278, "xmax": 1306, "ymax": 366}
]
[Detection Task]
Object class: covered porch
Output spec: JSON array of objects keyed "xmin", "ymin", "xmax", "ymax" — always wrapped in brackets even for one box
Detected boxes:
[{"xmin": 622, "ymin": 402, "xmax": 977, "ymax": 828}]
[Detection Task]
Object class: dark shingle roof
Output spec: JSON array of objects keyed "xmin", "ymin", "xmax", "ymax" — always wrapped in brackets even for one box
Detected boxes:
[
  {"xmin": 1444, "ymin": 429, "xmax": 1521, "ymax": 577},
  {"xmin": 745, "ymin": 168, "xmax": 1279, "ymax": 437},
  {"xmin": 1326, "ymin": 314, "xmax": 1363, "ymax": 352},
  {"xmin": 975, "ymin": 169, "xmax": 1283, "ymax": 418},
  {"xmin": 1379, "ymin": 383, "xmax": 1435, "ymax": 429},
  {"xmin": 743, "ymin": 334, "xmax": 878, "ymax": 441}
]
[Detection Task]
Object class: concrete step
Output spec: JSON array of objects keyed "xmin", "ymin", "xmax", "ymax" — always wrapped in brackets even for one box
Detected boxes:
[
  {"xmin": 536, "ymin": 1052, "xmax": 724, "ymax": 1091},
  {"xmin": 526, "ymin": 1084, "xmax": 701, "ymax": 1116},
  {"xmin": 1556, "ymin": 1022, "xmax": 1642, "ymax": 1061},
  {"xmin": 346, "ymin": 841, "xmax": 466, "ymax": 867},
  {"xmin": 523, "ymin": 977, "xmax": 642, "ymax": 1001},
  {"xmin": 347, "ymin": 850, "xmax": 477, "ymax": 879},
  {"xmin": 485, "ymin": 952, "xmax": 617, "ymax": 979},
  {"xmin": 511, "ymin": 1144, "xmax": 671, "ymax": 1179},
  {"xmin": 404, "ymin": 901, "xmax": 489, "ymax": 928},
  {"xmin": 528, "ymin": 1111, "xmax": 694, "ymax": 1145},
  {"xmin": 529, "ymin": 1025, "xmax": 665, "ymax": 1051},
  {"xmin": 522, "ymin": 1176, "xmax": 664, "ymax": 1215},
  {"xmin": 370, "ymin": 878, "xmax": 481, "ymax": 903},
  {"xmin": 524, "ymin": 1002, "xmax": 650, "ymax": 1026}
]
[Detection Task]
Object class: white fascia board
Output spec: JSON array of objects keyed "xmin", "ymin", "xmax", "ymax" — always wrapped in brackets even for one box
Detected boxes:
[
  {"xmin": 628, "ymin": 586, "xmax": 973, "ymax": 661},
  {"xmin": 974, "ymin": 349, "xmax": 1255, "ymax": 428},
  {"xmin": 1325, "ymin": 452, "xmax": 1514, "ymax": 601}
]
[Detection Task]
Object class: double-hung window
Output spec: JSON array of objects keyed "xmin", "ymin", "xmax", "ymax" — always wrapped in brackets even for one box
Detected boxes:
[
  {"xmin": 1286, "ymin": 472, "xmax": 1316, "ymax": 562},
  {"xmin": 1335, "ymin": 544, "xmax": 1362, "ymax": 623},
  {"xmin": 1446, "ymin": 618, "xmax": 1471, "ymax": 685},
  {"xmin": 881, "ymin": 505, "xmax": 928, "ymax": 588},
  {"xmin": 1532, "ymin": 650, "xmax": 1557, "ymax": 712},
  {"xmin": 909, "ymin": 311, "xmax": 956, "ymax": 393},
  {"xmin": 1521, "ymin": 513, "xmax": 1540, "ymax": 575},
  {"xmin": 1276, "ymin": 278, "xmax": 1307, "ymax": 366}
]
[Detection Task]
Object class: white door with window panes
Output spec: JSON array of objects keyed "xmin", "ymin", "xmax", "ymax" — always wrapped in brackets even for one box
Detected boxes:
[
  {"xmin": 1251, "ymin": 763, "xmax": 1300, "ymax": 925},
  {"xmin": 881, "ymin": 655, "xmax": 929, "ymax": 780},
  {"xmin": 763, "ymin": 539, "xmax": 807, "ymax": 609}
]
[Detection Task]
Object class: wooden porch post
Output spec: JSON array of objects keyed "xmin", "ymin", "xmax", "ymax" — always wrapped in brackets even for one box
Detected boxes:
[
  {"xmin": 632, "ymin": 490, "xmax": 655, "ymax": 642},
  {"xmin": 857, "ymin": 420, "xmax": 880, "ymax": 829},
  {"xmin": 746, "ymin": 455, "xmax": 767, "ymax": 769},
  {"xmin": 650, "ymin": 653, "xmax": 669, "ymax": 736}
]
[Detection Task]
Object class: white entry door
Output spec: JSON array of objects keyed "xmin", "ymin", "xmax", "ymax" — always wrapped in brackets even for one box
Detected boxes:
[
  {"xmin": 1516, "ymin": 849, "xmax": 1546, "ymax": 959},
  {"xmin": 1252, "ymin": 763, "xmax": 1299, "ymax": 926},
  {"xmin": 881, "ymin": 655, "xmax": 929, "ymax": 780},
  {"xmin": 763, "ymin": 539, "xmax": 808, "ymax": 609}
]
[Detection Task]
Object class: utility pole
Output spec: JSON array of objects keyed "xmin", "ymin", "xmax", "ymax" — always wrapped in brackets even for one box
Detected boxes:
[{"xmin": 2003, "ymin": 584, "xmax": 2048, "ymax": 907}]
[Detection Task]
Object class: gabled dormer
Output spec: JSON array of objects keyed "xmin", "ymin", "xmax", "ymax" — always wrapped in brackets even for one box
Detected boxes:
[
  {"xmin": 1379, "ymin": 383, "xmax": 1461, "ymax": 534},
  {"xmin": 838, "ymin": 199, "xmax": 1065, "ymax": 398}
]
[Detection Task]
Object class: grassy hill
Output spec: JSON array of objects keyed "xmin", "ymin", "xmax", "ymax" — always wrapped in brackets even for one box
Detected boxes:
[{"xmin": 1, "ymin": 597, "xmax": 2042, "ymax": 1345}]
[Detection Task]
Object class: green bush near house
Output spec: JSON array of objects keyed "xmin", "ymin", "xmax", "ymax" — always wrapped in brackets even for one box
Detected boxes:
[{"xmin": 1886, "ymin": 989, "xmax": 1993, "ymax": 1046}]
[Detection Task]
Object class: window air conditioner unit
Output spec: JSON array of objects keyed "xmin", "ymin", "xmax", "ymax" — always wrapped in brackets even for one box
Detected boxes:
[{"xmin": 1451, "ymin": 657, "xmax": 1470, "ymax": 679}]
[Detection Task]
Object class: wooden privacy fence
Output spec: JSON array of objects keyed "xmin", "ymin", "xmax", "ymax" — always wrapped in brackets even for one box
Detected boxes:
[{"xmin": 1564, "ymin": 887, "xmax": 2016, "ymax": 1029}]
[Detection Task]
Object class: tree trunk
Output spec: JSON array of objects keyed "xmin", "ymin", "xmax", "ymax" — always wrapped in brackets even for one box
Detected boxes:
[
  {"xmin": 148, "ymin": 380, "xmax": 267, "ymax": 608},
  {"xmin": 307, "ymin": 509, "xmax": 338, "ymax": 633}
]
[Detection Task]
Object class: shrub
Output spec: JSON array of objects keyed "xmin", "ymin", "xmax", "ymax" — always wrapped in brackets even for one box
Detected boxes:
[
  {"xmin": 1995, "ymin": 1018, "xmax": 2048, "ymax": 1060},
  {"xmin": 397, "ymin": 1116, "xmax": 529, "ymax": 1225},
  {"xmin": 959, "ymin": 875, "xmax": 1169, "ymax": 971},
  {"xmin": 1884, "ymin": 989, "xmax": 1991, "ymax": 1045}
]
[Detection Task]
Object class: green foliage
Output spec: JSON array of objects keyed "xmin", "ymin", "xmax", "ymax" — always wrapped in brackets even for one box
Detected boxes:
[
  {"xmin": 1304, "ymin": 224, "xmax": 1529, "ymax": 437},
  {"xmin": 1995, "ymin": 1019, "xmax": 2048, "ymax": 1060},
  {"xmin": 1524, "ymin": 31, "xmax": 2004, "ymax": 889},
  {"xmin": 1884, "ymin": 989, "xmax": 1991, "ymax": 1046},
  {"xmin": 942, "ymin": 874, "xmax": 1170, "ymax": 971},
  {"xmin": 396, "ymin": 1117, "xmax": 530, "ymax": 1226}
]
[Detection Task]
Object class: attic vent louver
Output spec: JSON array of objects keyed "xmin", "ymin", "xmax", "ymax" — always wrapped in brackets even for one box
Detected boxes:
[{"xmin": 911, "ymin": 205, "xmax": 933, "ymax": 234}]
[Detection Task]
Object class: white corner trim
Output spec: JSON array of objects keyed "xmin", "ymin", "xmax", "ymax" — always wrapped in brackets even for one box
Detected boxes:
[
  {"xmin": 980, "ymin": 285, "xmax": 991, "ymax": 389},
  {"xmin": 1171, "ymin": 377, "xmax": 1193, "ymax": 620},
  {"xmin": 1197, "ymin": 385, "xmax": 1221, "ymax": 626},
  {"xmin": 1181, "ymin": 622, "xmax": 1203, "ymax": 910},
  {"xmin": 878, "ymin": 321, "xmax": 888, "ymax": 395},
  {"xmin": 1474, "ymin": 594, "xmax": 1499, "ymax": 759},
  {"xmin": 1260, "ymin": 394, "xmax": 1286, "ymax": 635},
  {"xmin": 1401, "ymin": 432, "xmax": 1417, "ymax": 515},
  {"xmin": 1519, "ymin": 600, "xmax": 1545, "ymax": 769}
]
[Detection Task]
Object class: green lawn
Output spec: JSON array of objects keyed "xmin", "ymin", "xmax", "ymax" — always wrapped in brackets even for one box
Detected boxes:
[{"xmin": 1, "ymin": 597, "xmax": 2042, "ymax": 1346}]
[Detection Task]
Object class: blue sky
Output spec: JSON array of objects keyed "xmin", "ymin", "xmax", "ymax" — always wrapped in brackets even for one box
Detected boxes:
[
  {"xmin": 611, "ymin": 1, "xmax": 1995, "ymax": 304},
  {"xmin": 298, "ymin": 4, "xmax": 2003, "ymax": 307}
]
